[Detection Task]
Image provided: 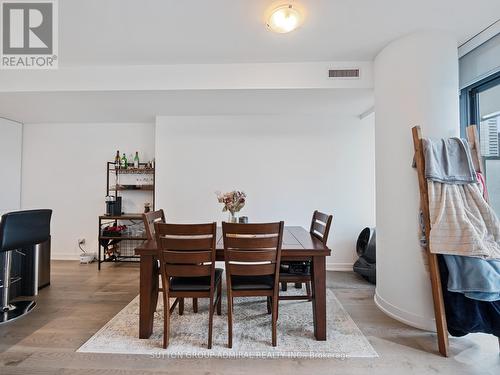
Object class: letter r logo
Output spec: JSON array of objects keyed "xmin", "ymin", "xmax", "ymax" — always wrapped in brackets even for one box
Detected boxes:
[{"xmin": 2, "ymin": 2, "xmax": 53, "ymax": 54}]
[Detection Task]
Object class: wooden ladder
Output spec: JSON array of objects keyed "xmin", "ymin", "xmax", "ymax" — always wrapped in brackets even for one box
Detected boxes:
[
  {"xmin": 411, "ymin": 126, "xmax": 449, "ymax": 357},
  {"xmin": 411, "ymin": 124, "xmax": 484, "ymax": 357},
  {"xmin": 467, "ymin": 125, "xmax": 486, "ymax": 184}
]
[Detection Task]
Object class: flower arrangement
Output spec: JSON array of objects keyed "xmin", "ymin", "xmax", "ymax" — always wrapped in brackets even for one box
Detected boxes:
[{"xmin": 216, "ymin": 190, "xmax": 246, "ymax": 221}]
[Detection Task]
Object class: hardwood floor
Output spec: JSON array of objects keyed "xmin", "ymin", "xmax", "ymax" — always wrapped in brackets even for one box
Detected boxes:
[{"xmin": 0, "ymin": 261, "xmax": 498, "ymax": 374}]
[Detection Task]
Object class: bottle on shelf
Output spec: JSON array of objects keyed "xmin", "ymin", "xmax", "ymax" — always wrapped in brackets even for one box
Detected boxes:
[
  {"xmin": 134, "ymin": 151, "xmax": 140, "ymax": 169},
  {"xmin": 121, "ymin": 153, "xmax": 128, "ymax": 169},
  {"xmin": 114, "ymin": 150, "xmax": 120, "ymax": 169}
]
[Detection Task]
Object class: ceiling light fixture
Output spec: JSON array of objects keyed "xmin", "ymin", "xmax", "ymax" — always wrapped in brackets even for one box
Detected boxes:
[{"xmin": 267, "ymin": 4, "xmax": 302, "ymax": 34}]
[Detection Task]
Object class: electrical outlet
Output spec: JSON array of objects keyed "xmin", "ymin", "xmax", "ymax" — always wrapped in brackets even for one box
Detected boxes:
[{"xmin": 78, "ymin": 238, "xmax": 86, "ymax": 245}]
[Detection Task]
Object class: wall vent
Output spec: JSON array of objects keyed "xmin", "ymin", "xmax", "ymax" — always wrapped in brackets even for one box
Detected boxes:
[{"xmin": 328, "ymin": 69, "xmax": 360, "ymax": 78}]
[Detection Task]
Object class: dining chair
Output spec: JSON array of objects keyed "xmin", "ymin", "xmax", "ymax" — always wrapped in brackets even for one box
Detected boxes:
[
  {"xmin": 143, "ymin": 209, "xmax": 165, "ymax": 240},
  {"xmin": 143, "ymin": 210, "xmax": 198, "ymax": 314},
  {"xmin": 279, "ymin": 210, "xmax": 333, "ymax": 301},
  {"xmin": 223, "ymin": 221, "xmax": 284, "ymax": 347},
  {"xmin": 154, "ymin": 222, "xmax": 222, "ymax": 349}
]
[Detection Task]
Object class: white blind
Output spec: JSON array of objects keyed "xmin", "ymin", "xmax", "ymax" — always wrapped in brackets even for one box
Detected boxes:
[{"xmin": 459, "ymin": 33, "xmax": 500, "ymax": 89}]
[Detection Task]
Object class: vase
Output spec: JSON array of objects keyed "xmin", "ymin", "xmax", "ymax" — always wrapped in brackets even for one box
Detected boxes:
[{"xmin": 228, "ymin": 211, "xmax": 237, "ymax": 223}]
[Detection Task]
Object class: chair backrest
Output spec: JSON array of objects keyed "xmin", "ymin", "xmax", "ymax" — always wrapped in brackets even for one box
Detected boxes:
[
  {"xmin": 154, "ymin": 222, "xmax": 217, "ymax": 280},
  {"xmin": 0, "ymin": 209, "xmax": 52, "ymax": 252},
  {"xmin": 309, "ymin": 210, "xmax": 333, "ymax": 245},
  {"xmin": 143, "ymin": 209, "xmax": 166, "ymax": 240},
  {"xmin": 222, "ymin": 222, "xmax": 284, "ymax": 279}
]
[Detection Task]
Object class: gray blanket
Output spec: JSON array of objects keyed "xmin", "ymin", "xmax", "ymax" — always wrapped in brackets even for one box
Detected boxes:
[{"xmin": 422, "ymin": 137, "xmax": 477, "ymax": 184}]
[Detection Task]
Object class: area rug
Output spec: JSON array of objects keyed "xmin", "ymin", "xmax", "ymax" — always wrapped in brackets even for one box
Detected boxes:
[{"xmin": 78, "ymin": 288, "xmax": 377, "ymax": 358}]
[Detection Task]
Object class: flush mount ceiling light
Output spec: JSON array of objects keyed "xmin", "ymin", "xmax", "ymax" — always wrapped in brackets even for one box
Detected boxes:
[{"xmin": 266, "ymin": 4, "xmax": 303, "ymax": 33}]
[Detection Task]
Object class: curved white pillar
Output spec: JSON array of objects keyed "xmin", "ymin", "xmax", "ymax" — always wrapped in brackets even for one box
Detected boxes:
[{"xmin": 374, "ymin": 32, "xmax": 459, "ymax": 330}]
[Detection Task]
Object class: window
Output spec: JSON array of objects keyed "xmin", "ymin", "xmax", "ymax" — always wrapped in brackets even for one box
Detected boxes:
[{"xmin": 461, "ymin": 72, "xmax": 500, "ymax": 214}]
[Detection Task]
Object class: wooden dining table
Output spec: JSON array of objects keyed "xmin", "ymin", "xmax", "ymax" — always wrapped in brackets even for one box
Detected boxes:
[{"xmin": 134, "ymin": 226, "xmax": 331, "ymax": 341}]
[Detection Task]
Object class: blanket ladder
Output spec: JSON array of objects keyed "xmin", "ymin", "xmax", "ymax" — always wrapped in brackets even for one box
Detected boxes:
[
  {"xmin": 411, "ymin": 124, "xmax": 487, "ymax": 357},
  {"xmin": 411, "ymin": 126, "xmax": 450, "ymax": 357}
]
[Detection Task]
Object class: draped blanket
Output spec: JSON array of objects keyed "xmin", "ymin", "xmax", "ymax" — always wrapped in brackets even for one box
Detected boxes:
[
  {"xmin": 438, "ymin": 255, "xmax": 500, "ymax": 338},
  {"xmin": 428, "ymin": 181, "xmax": 500, "ymax": 260},
  {"xmin": 422, "ymin": 138, "xmax": 477, "ymax": 184},
  {"xmin": 421, "ymin": 136, "xmax": 500, "ymax": 336}
]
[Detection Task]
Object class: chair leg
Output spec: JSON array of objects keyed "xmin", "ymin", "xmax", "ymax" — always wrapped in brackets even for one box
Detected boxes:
[
  {"xmin": 227, "ymin": 293, "xmax": 233, "ymax": 348},
  {"xmin": 281, "ymin": 282, "xmax": 287, "ymax": 292},
  {"xmin": 163, "ymin": 293, "xmax": 170, "ymax": 349},
  {"xmin": 271, "ymin": 294, "xmax": 278, "ymax": 347},
  {"xmin": 153, "ymin": 279, "xmax": 160, "ymax": 313},
  {"xmin": 179, "ymin": 298, "xmax": 184, "ymax": 315},
  {"xmin": 267, "ymin": 296, "xmax": 272, "ymax": 314},
  {"xmin": 294, "ymin": 282, "xmax": 302, "ymax": 289},
  {"xmin": 208, "ymin": 295, "xmax": 214, "ymax": 349},
  {"xmin": 193, "ymin": 298, "xmax": 198, "ymax": 313},
  {"xmin": 169, "ymin": 298, "xmax": 179, "ymax": 314},
  {"xmin": 306, "ymin": 281, "xmax": 312, "ymax": 301},
  {"xmin": 217, "ymin": 281, "xmax": 222, "ymax": 316}
]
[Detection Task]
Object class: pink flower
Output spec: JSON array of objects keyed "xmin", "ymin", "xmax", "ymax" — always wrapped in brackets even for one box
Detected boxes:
[{"xmin": 216, "ymin": 190, "xmax": 247, "ymax": 213}]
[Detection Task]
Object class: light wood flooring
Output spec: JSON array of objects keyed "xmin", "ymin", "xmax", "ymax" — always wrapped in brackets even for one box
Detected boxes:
[{"xmin": 0, "ymin": 261, "xmax": 498, "ymax": 374}]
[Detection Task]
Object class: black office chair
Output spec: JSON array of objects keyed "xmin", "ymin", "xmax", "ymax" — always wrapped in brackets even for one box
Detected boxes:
[{"xmin": 0, "ymin": 209, "xmax": 52, "ymax": 324}]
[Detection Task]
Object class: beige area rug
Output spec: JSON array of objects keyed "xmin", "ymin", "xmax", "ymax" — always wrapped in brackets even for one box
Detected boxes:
[
  {"xmin": 78, "ymin": 285, "xmax": 378, "ymax": 358},
  {"xmin": 78, "ymin": 288, "xmax": 378, "ymax": 359}
]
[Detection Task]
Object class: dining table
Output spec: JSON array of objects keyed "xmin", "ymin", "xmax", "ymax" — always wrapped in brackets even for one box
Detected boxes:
[{"xmin": 134, "ymin": 226, "xmax": 331, "ymax": 341}]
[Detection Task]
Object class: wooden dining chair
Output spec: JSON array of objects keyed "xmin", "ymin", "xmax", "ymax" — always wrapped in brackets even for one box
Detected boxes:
[
  {"xmin": 143, "ymin": 209, "xmax": 166, "ymax": 240},
  {"xmin": 280, "ymin": 210, "xmax": 333, "ymax": 301},
  {"xmin": 223, "ymin": 221, "xmax": 284, "ymax": 347},
  {"xmin": 155, "ymin": 222, "xmax": 222, "ymax": 349},
  {"xmin": 143, "ymin": 210, "xmax": 198, "ymax": 314},
  {"xmin": 142, "ymin": 210, "xmax": 166, "ymax": 312}
]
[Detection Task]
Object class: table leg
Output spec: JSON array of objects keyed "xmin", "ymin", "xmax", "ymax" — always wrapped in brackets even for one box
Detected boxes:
[
  {"xmin": 139, "ymin": 254, "xmax": 158, "ymax": 339},
  {"xmin": 312, "ymin": 255, "xmax": 327, "ymax": 340}
]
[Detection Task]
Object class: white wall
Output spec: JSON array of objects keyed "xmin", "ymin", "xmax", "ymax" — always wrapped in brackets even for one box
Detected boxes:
[
  {"xmin": 0, "ymin": 117, "xmax": 23, "ymax": 213},
  {"xmin": 21, "ymin": 122, "xmax": 155, "ymax": 259},
  {"xmin": 374, "ymin": 31, "xmax": 459, "ymax": 331},
  {"xmin": 0, "ymin": 62, "xmax": 373, "ymax": 93},
  {"xmin": 155, "ymin": 115, "xmax": 376, "ymax": 270}
]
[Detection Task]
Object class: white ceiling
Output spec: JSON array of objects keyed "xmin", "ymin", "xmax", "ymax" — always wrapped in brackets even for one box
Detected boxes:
[
  {"xmin": 3, "ymin": 1, "xmax": 498, "ymax": 123},
  {"xmin": 59, "ymin": 0, "xmax": 500, "ymax": 66},
  {"xmin": 0, "ymin": 89, "xmax": 373, "ymax": 123}
]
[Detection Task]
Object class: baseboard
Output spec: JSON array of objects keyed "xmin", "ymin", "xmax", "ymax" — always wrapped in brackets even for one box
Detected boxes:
[
  {"xmin": 51, "ymin": 253, "xmax": 79, "ymax": 260},
  {"xmin": 326, "ymin": 262, "xmax": 353, "ymax": 272},
  {"xmin": 374, "ymin": 290, "xmax": 436, "ymax": 332}
]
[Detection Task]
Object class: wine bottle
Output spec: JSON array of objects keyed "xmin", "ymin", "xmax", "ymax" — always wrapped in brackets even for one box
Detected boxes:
[
  {"xmin": 134, "ymin": 151, "xmax": 139, "ymax": 169},
  {"xmin": 121, "ymin": 153, "xmax": 128, "ymax": 169},
  {"xmin": 114, "ymin": 150, "xmax": 120, "ymax": 169}
]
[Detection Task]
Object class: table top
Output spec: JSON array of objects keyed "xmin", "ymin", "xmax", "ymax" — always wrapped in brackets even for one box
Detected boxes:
[{"xmin": 135, "ymin": 226, "xmax": 331, "ymax": 257}]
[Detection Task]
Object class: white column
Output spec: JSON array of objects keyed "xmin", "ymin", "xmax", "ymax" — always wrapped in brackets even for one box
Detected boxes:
[
  {"xmin": 374, "ymin": 31, "xmax": 459, "ymax": 330},
  {"xmin": 0, "ymin": 117, "xmax": 23, "ymax": 214}
]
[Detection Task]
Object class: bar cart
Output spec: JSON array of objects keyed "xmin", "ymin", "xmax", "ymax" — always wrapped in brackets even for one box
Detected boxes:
[{"xmin": 97, "ymin": 161, "xmax": 155, "ymax": 270}]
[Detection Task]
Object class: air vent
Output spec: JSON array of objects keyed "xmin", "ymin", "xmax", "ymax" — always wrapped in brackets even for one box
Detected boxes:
[{"xmin": 328, "ymin": 69, "xmax": 360, "ymax": 78}]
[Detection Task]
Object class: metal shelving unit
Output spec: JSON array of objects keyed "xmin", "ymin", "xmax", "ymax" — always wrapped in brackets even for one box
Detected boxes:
[{"xmin": 97, "ymin": 162, "xmax": 155, "ymax": 270}]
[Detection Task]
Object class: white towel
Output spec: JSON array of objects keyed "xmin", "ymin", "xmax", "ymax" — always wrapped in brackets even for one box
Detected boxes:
[{"xmin": 428, "ymin": 181, "xmax": 500, "ymax": 259}]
